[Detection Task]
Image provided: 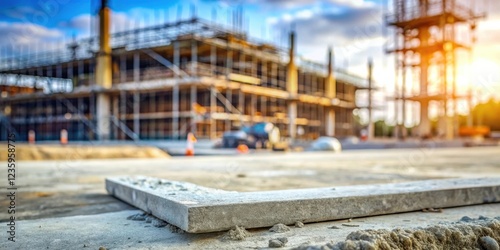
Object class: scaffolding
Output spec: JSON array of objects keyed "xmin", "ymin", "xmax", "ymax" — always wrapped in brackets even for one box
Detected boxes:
[
  {"xmin": 386, "ymin": 0, "xmax": 485, "ymax": 139},
  {"xmin": 1, "ymin": 16, "xmax": 368, "ymax": 142}
]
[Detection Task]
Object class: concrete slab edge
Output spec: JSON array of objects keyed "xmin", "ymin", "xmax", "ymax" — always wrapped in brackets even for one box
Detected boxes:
[{"xmin": 106, "ymin": 177, "xmax": 500, "ymax": 233}]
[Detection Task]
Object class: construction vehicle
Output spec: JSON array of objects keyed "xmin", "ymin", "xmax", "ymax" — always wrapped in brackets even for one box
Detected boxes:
[{"xmin": 222, "ymin": 122, "xmax": 281, "ymax": 149}]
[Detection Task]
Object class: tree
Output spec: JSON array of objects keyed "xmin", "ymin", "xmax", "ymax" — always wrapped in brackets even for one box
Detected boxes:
[{"xmin": 471, "ymin": 98, "xmax": 500, "ymax": 131}]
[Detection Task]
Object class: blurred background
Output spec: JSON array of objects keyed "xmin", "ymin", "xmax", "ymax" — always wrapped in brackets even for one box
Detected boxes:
[{"xmin": 0, "ymin": 0, "xmax": 499, "ymax": 154}]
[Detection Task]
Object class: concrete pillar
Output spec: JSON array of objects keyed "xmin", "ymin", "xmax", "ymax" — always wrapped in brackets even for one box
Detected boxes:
[
  {"xmin": 173, "ymin": 85, "xmax": 179, "ymax": 139},
  {"xmin": 190, "ymin": 85, "xmax": 197, "ymax": 134},
  {"xmin": 190, "ymin": 40, "xmax": 198, "ymax": 134},
  {"xmin": 133, "ymin": 92, "xmax": 140, "ymax": 138},
  {"xmin": 112, "ymin": 95, "xmax": 118, "ymax": 139},
  {"xmin": 191, "ymin": 40, "xmax": 197, "ymax": 77},
  {"xmin": 96, "ymin": 98, "xmax": 112, "ymax": 140},
  {"xmin": 288, "ymin": 102, "xmax": 297, "ymax": 138},
  {"xmin": 226, "ymin": 88, "xmax": 231, "ymax": 130},
  {"xmin": 418, "ymin": 40, "xmax": 431, "ymax": 137},
  {"xmin": 325, "ymin": 47, "xmax": 336, "ymax": 137},
  {"xmin": 325, "ymin": 47, "xmax": 336, "ymax": 99},
  {"xmin": 226, "ymin": 46, "xmax": 232, "ymax": 77},
  {"xmin": 367, "ymin": 58, "xmax": 374, "ymax": 140},
  {"xmin": 134, "ymin": 53, "xmax": 140, "ymax": 83},
  {"xmin": 238, "ymin": 90, "xmax": 244, "ymax": 123},
  {"xmin": 326, "ymin": 109, "xmax": 335, "ymax": 137},
  {"xmin": 119, "ymin": 91, "xmax": 126, "ymax": 140},
  {"xmin": 250, "ymin": 94, "xmax": 256, "ymax": 122},
  {"xmin": 467, "ymin": 89, "xmax": 473, "ymax": 127},
  {"xmin": 96, "ymin": 0, "xmax": 112, "ymax": 140},
  {"xmin": 286, "ymin": 31, "xmax": 298, "ymax": 140},
  {"xmin": 210, "ymin": 86, "xmax": 216, "ymax": 139},
  {"xmin": 173, "ymin": 41, "xmax": 180, "ymax": 139}
]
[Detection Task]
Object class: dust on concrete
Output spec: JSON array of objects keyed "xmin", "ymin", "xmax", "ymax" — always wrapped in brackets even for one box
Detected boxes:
[
  {"xmin": 222, "ymin": 225, "xmax": 250, "ymax": 241},
  {"xmin": 126, "ymin": 212, "xmax": 184, "ymax": 233},
  {"xmin": 295, "ymin": 221, "xmax": 305, "ymax": 228},
  {"xmin": 293, "ymin": 217, "xmax": 500, "ymax": 250},
  {"xmin": 270, "ymin": 223, "xmax": 291, "ymax": 233},
  {"xmin": 269, "ymin": 237, "xmax": 288, "ymax": 248}
]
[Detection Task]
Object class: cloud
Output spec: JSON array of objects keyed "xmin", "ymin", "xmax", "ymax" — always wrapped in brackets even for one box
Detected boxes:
[
  {"xmin": 0, "ymin": 21, "xmax": 63, "ymax": 50},
  {"xmin": 59, "ymin": 11, "xmax": 145, "ymax": 39},
  {"xmin": 267, "ymin": 0, "xmax": 384, "ymax": 63},
  {"xmin": 57, "ymin": 6, "xmax": 180, "ymax": 40},
  {"xmin": 205, "ymin": 0, "xmax": 316, "ymax": 9}
]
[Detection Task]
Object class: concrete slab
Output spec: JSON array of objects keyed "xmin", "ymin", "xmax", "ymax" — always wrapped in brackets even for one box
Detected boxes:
[{"xmin": 106, "ymin": 176, "xmax": 500, "ymax": 233}]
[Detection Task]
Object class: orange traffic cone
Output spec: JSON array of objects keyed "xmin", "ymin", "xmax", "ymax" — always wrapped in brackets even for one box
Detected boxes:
[
  {"xmin": 185, "ymin": 132, "xmax": 197, "ymax": 156},
  {"xmin": 28, "ymin": 130, "xmax": 36, "ymax": 144},
  {"xmin": 60, "ymin": 129, "xmax": 68, "ymax": 145},
  {"xmin": 237, "ymin": 144, "xmax": 249, "ymax": 154}
]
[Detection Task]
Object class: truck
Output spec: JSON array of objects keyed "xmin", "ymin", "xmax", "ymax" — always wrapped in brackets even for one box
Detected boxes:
[{"xmin": 222, "ymin": 122, "xmax": 281, "ymax": 149}]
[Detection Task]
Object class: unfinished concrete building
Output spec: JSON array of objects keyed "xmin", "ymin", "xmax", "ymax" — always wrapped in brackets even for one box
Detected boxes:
[
  {"xmin": 386, "ymin": 0, "xmax": 484, "ymax": 139},
  {"xmin": 0, "ymin": 1, "xmax": 368, "ymax": 142}
]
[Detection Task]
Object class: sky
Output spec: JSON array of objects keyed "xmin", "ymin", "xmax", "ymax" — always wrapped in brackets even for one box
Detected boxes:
[{"xmin": 0, "ymin": 0, "xmax": 499, "ymax": 125}]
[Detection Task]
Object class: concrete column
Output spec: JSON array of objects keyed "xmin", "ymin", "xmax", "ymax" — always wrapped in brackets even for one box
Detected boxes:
[
  {"xmin": 238, "ymin": 91, "xmax": 245, "ymax": 112},
  {"xmin": 112, "ymin": 95, "xmax": 119, "ymax": 139},
  {"xmin": 401, "ymin": 55, "xmax": 408, "ymax": 140},
  {"xmin": 134, "ymin": 53, "xmax": 140, "ymax": 83},
  {"xmin": 189, "ymin": 40, "xmax": 198, "ymax": 135},
  {"xmin": 190, "ymin": 85, "xmax": 197, "ymax": 134},
  {"xmin": 326, "ymin": 108, "xmax": 335, "ymax": 137},
  {"xmin": 226, "ymin": 46, "xmax": 233, "ymax": 78},
  {"xmin": 286, "ymin": 31, "xmax": 298, "ymax": 140},
  {"xmin": 467, "ymin": 89, "xmax": 473, "ymax": 127},
  {"xmin": 210, "ymin": 86, "xmax": 216, "ymax": 139},
  {"xmin": 250, "ymin": 94, "xmax": 256, "ymax": 122},
  {"xmin": 173, "ymin": 41, "xmax": 180, "ymax": 139},
  {"xmin": 367, "ymin": 58, "xmax": 374, "ymax": 140},
  {"xmin": 95, "ymin": 0, "xmax": 112, "ymax": 140},
  {"xmin": 288, "ymin": 103, "xmax": 297, "ymax": 138},
  {"xmin": 191, "ymin": 40, "xmax": 197, "ymax": 77},
  {"xmin": 226, "ymin": 88, "xmax": 231, "ymax": 130},
  {"xmin": 96, "ymin": 0, "xmax": 112, "ymax": 89},
  {"xmin": 133, "ymin": 92, "xmax": 140, "ymax": 138},
  {"xmin": 96, "ymin": 84, "xmax": 111, "ymax": 140},
  {"xmin": 120, "ymin": 91, "xmax": 126, "ymax": 140},
  {"xmin": 173, "ymin": 85, "xmax": 179, "ymax": 139},
  {"xmin": 325, "ymin": 47, "xmax": 336, "ymax": 99},
  {"xmin": 418, "ymin": 27, "xmax": 431, "ymax": 138},
  {"xmin": 325, "ymin": 46, "xmax": 336, "ymax": 137},
  {"xmin": 78, "ymin": 97, "xmax": 84, "ymax": 139}
]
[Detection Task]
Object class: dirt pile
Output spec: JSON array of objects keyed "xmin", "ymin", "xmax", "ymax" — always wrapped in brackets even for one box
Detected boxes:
[
  {"xmin": 293, "ymin": 216, "xmax": 500, "ymax": 250},
  {"xmin": 270, "ymin": 223, "xmax": 291, "ymax": 233},
  {"xmin": 0, "ymin": 144, "xmax": 170, "ymax": 161},
  {"xmin": 126, "ymin": 212, "xmax": 184, "ymax": 233},
  {"xmin": 222, "ymin": 226, "xmax": 250, "ymax": 241}
]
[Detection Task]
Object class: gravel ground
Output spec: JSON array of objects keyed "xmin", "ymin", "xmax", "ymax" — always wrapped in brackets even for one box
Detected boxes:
[{"xmin": 0, "ymin": 147, "xmax": 499, "ymax": 249}]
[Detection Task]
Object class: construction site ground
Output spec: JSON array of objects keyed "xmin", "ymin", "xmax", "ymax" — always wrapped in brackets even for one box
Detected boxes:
[{"xmin": 1, "ymin": 146, "xmax": 500, "ymax": 249}]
